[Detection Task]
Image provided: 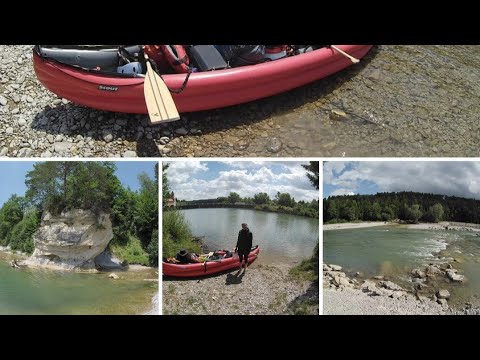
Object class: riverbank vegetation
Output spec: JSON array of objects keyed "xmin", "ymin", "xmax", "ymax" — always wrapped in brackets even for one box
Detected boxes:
[
  {"xmin": 162, "ymin": 164, "xmax": 202, "ymax": 259},
  {"xmin": 177, "ymin": 192, "xmax": 319, "ymax": 218},
  {"xmin": 324, "ymin": 191, "xmax": 480, "ymax": 224},
  {"xmin": 0, "ymin": 162, "xmax": 158, "ymax": 267}
]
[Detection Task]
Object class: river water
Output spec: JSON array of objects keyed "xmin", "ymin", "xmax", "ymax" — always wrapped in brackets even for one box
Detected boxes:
[
  {"xmin": 324, "ymin": 226, "xmax": 480, "ymax": 307},
  {"xmin": 0, "ymin": 253, "xmax": 157, "ymax": 314},
  {"xmin": 180, "ymin": 208, "xmax": 319, "ymax": 264},
  {"xmin": 171, "ymin": 45, "xmax": 480, "ymax": 157}
]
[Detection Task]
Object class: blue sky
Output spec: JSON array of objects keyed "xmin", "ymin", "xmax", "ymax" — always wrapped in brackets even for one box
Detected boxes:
[
  {"xmin": 324, "ymin": 161, "xmax": 480, "ymax": 200},
  {"xmin": 165, "ymin": 161, "xmax": 319, "ymax": 201},
  {"xmin": 0, "ymin": 161, "xmax": 157, "ymax": 207}
]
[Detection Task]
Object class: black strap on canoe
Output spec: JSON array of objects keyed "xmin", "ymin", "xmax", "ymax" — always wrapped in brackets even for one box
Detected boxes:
[{"xmin": 161, "ymin": 67, "xmax": 193, "ymax": 94}]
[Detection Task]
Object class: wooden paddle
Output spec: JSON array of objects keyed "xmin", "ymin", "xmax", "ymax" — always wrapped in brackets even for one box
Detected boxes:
[
  {"xmin": 330, "ymin": 45, "xmax": 360, "ymax": 64},
  {"xmin": 143, "ymin": 54, "xmax": 180, "ymax": 124}
]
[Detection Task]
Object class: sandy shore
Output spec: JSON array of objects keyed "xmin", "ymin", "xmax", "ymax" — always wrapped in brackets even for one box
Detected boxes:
[
  {"xmin": 406, "ymin": 221, "xmax": 480, "ymax": 232},
  {"xmin": 324, "ymin": 222, "xmax": 392, "ymax": 231},
  {"xmin": 163, "ymin": 263, "xmax": 318, "ymax": 315}
]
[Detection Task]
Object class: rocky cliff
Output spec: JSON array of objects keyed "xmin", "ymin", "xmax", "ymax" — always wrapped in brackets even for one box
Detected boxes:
[{"xmin": 25, "ymin": 209, "xmax": 114, "ymax": 270}]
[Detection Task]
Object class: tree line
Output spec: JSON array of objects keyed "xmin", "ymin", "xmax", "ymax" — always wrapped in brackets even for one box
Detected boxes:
[
  {"xmin": 177, "ymin": 191, "xmax": 319, "ymax": 218},
  {"xmin": 323, "ymin": 191, "xmax": 480, "ymax": 224},
  {"xmin": 0, "ymin": 162, "xmax": 158, "ymax": 266}
]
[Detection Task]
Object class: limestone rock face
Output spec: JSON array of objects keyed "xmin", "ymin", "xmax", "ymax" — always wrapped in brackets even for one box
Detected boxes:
[{"xmin": 26, "ymin": 210, "xmax": 113, "ymax": 270}]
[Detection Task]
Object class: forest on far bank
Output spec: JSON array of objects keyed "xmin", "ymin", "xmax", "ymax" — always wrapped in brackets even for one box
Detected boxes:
[{"xmin": 324, "ymin": 191, "xmax": 480, "ymax": 224}]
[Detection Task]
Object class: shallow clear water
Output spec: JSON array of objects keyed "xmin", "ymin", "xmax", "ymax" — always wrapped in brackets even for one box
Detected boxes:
[
  {"xmin": 173, "ymin": 45, "xmax": 480, "ymax": 157},
  {"xmin": 0, "ymin": 255, "xmax": 157, "ymax": 315},
  {"xmin": 180, "ymin": 208, "xmax": 319, "ymax": 264},
  {"xmin": 324, "ymin": 226, "xmax": 480, "ymax": 306}
]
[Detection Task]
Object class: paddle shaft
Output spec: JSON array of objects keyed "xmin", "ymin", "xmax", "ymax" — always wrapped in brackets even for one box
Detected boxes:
[{"xmin": 330, "ymin": 45, "xmax": 360, "ymax": 64}]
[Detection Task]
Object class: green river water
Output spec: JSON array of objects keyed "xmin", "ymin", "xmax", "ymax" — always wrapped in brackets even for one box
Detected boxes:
[
  {"xmin": 0, "ymin": 253, "xmax": 157, "ymax": 315},
  {"xmin": 324, "ymin": 226, "xmax": 480, "ymax": 307},
  {"xmin": 181, "ymin": 208, "xmax": 319, "ymax": 264}
]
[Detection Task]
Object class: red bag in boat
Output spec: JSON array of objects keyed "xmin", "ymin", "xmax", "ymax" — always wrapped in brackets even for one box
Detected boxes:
[
  {"xmin": 159, "ymin": 45, "xmax": 190, "ymax": 73},
  {"xmin": 144, "ymin": 45, "xmax": 170, "ymax": 72}
]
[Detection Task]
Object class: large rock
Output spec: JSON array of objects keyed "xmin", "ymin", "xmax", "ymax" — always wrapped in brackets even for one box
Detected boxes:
[
  {"xmin": 446, "ymin": 269, "xmax": 465, "ymax": 282},
  {"xmin": 329, "ymin": 264, "xmax": 342, "ymax": 271},
  {"xmin": 379, "ymin": 281, "xmax": 404, "ymax": 291},
  {"xmin": 437, "ymin": 289, "xmax": 450, "ymax": 299},
  {"xmin": 411, "ymin": 268, "xmax": 426, "ymax": 279},
  {"xmin": 426, "ymin": 265, "xmax": 442, "ymax": 276},
  {"xmin": 26, "ymin": 209, "xmax": 113, "ymax": 270},
  {"xmin": 334, "ymin": 276, "xmax": 352, "ymax": 288},
  {"xmin": 361, "ymin": 280, "xmax": 377, "ymax": 292},
  {"xmin": 94, "ymin": 249, "xmax": 123, "ymax": 269}
]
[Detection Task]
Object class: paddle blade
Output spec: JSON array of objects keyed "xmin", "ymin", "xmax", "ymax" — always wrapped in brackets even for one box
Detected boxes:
[{"xmin": 144, "ymin": 62, "xmax": 180, "ymax": 124}]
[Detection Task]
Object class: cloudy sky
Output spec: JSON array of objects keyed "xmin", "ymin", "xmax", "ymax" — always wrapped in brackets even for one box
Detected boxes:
[
  {"xmin": 0, "ymin": 161, "xmax": 156, "ymax": 207},
  {"xmin": 165, "ymin": 161, "xmax": 318, "ymax": 201},
  {"xmin": 324, "ymin": 161, "xmax": 480, "ymax": 199}
]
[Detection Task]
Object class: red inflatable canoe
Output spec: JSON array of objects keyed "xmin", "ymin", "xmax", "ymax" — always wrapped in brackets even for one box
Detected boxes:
[
  {"xmin": 33, "ymin": 45, "xmax": 373, "ymax": 114},
  {"xmin": 163, "ymin": 246, "xmax": 260, "ymax": 278}
]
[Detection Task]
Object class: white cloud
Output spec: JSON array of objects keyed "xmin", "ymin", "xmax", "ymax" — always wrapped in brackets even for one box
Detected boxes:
[
  {"xmin": 330, "ymin": 189, "xmax": 356, "ymax": 196},
  {"xmin": 325, "ymin": 161, "xmax": 480, "ymax": 200},
  {"xmin": 169, "ymin": 162, "xmax": 318, "ymax": 202},
  {"xmin": 165, "ymin": 161, "xmax": 208, "ymax": 186}
]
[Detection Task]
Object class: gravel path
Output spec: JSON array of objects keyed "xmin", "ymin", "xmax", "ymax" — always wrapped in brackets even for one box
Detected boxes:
[
  {"xmin": 163, "ymin": 263, "xmax": 318, "ymax": 315},
  {"xmin": 324, "ymin": 288, "xmax": 448, "ymax": 315}
]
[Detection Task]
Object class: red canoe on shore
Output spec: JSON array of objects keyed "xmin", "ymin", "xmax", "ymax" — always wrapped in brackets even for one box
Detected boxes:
[
  {"xmin": 33, "ymin": 45, "xmax": 373, "ymax": 115},
  {"xmin": 163, "ymin": 246, "xmax": 260, "ymax": 278}
]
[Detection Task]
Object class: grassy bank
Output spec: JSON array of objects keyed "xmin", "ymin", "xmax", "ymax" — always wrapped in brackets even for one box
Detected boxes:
[
  {"xmin": 110, "ymin": 234, "xmax": 150, "ymax": 266},
  {"xmin": 163, "ymin": 210, "xmax": 202, "ymax": 259},
  {"xmin": 288, "ymin": 242, "xmax": 319, "ymax": 315}
]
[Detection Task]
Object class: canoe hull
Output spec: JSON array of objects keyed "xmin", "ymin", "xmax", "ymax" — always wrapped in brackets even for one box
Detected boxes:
[
  {"xmin": 33, "ymin": 45, "xmax": 373, "ymax": 114},
  {"xmin": 163, "ymin": 247, "xmax": 260, "ymax": 278}
]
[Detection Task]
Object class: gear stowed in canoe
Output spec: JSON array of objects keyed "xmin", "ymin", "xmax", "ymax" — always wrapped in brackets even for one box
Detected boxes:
[
  {"xmin": 163, "ymin": 245, "xmax": 260, "ymax": 278},
  {"xmin": 33, "ymin": 45, "xmax": 373, "ymax": 120}
]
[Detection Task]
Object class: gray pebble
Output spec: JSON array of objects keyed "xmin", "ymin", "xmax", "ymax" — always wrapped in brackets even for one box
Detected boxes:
[
  {"xmin": 122, "ymin": 150, "xmax": 137, "ymax": 158},
  {"xmin": 104, "ymin": 134, "xmax": 114, "ymax": 143}
]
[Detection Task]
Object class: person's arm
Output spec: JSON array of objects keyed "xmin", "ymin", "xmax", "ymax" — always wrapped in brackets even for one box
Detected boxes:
[
  {"xmin": 248, "ymin": 232, "xmax": 253, "ymax": 250},
  {"xmin": 235, "ymin": 231, "xmax": 240, "ymax": 252}
]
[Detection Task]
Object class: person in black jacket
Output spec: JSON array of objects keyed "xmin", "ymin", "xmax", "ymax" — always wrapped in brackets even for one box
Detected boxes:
[{"xmin": 235, "ymin": 223, "xmax": 253, "ymax": 274}]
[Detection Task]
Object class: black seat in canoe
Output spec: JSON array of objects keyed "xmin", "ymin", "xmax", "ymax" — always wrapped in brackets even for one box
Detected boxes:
[{"xmin": 34, "ymin": 45, "xmax": 142, "ymax": 72}]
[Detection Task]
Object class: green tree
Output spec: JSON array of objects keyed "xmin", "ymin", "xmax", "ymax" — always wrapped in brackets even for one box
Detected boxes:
[
  {"xmin": 425, "ymin": 203, "xmax": 444, "ymax": 223},
  {"xmin": 6, "ymin": 207, "xmax": 41, "ymax": 254},
  {"xmin": 228, "ymin": 192, "xmax": 241, "ymax": 204},
  {"xmin": 0, "ymin": 195, "xmax": 25, "ymax": 244},
  {"xmin": 303, "ymin": 162, "xmax": 319, "ymax": 190},
  {"xmin": 406, "ymin": 204, "xmax": 422, "ymax": 223},
  {"xmin": 253, "ymin": 192, "xmax": 270, "ymax": 205},
  {"xmin": 275, "ymin": 192, "xmax": 295, "ymax": 207},
  {"xmin": 134, "ymin": 172, "xmax": 159, "ymax": 248},
  {"xmin": 326, "ymin": 200, "xmax": 340, "ymax": 220},
  {"xmin": 25, "ymin": 162, "xmax": 120, "ymax": 214},
  {"xmin": 162, "ymin": 163, "xmax": 171, "ymax": 207},
  {"xmin": 370, "ymin": 202, "xmax": 382, "ymax": 221}
]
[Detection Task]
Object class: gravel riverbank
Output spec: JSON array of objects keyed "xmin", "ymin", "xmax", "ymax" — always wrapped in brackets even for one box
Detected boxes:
[
  {"xmin": 2, "ymin": 45, "xmax": 479, "ymax": 157},
  {"xmin": 323, "ymin": 264, "xmax": 449, "ymax": 315},
  {"xmin": 163, "ymin": 263, "xmax": 318, "ymax": 315}
]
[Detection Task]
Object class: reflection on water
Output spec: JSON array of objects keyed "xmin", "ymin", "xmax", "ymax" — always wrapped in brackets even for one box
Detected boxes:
[
  {"xmin": 181, "ymin": 208, "xmax": 319, "ymax": 264},
  {"xmin": 0, "ymin": 254, "xmax": 157, "ymax": 314}
]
